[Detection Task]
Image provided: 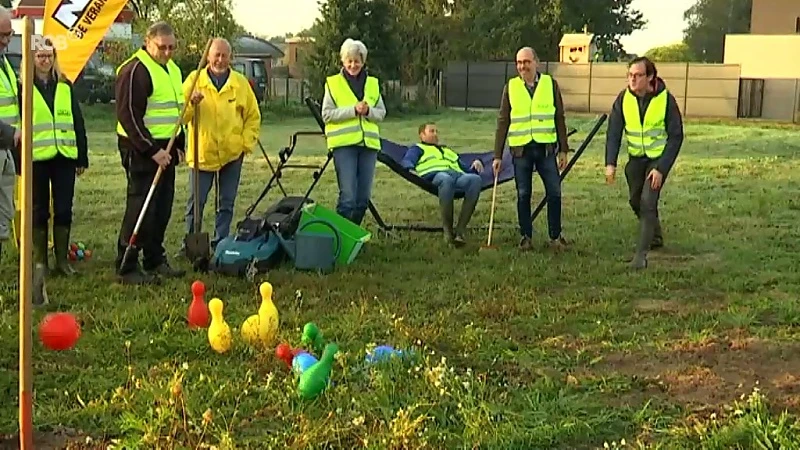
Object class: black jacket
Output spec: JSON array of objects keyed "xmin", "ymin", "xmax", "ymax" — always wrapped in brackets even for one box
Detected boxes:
[{"xmin": 605, "ymin": 77, "xmax": 684, "ymax": 178}]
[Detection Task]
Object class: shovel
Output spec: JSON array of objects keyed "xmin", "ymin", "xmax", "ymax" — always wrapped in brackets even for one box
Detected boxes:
[
  {"xmin": 480, "ymin": 170, "xmax": 499, "ymax": 251},
  {"xmin": 184, "ymin": 108, "xmax": 210, "ymax": 269}
]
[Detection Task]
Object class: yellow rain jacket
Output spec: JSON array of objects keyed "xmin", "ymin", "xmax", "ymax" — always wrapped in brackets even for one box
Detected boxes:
[{"xmin": 182, "ymin": 68, "xmax": 261, "ymax": 171}]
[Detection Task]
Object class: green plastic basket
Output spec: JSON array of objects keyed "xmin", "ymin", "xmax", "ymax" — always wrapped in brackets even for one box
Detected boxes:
[{"xmin": 297, "ymin": 203, "xmax": 371, "ymax": 266}]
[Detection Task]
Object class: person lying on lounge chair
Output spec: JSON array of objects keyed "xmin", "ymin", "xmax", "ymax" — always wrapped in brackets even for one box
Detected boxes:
[{"xmin": 401, "ymin": 123, "xmax": 483, "ymax": 247}]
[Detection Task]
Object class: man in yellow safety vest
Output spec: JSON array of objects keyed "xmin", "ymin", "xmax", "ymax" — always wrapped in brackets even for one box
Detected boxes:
[
  {"xmin": 401, "ymin": 122, "xmax": 484, "ymax": 246},
  {"xmin": 114, "ymin": 21, "xmax": 186, "ymax": 285},
  {"xmin": 0, "ymin": 7, "xmax": 19, "ymax": 260},
  {"xmin": 604, "ymin": 56, "xmax": 684, "ymax": 269},
  {"xmin": 492, "ymin": 46, "xmax": 571, "ymax": 251}
]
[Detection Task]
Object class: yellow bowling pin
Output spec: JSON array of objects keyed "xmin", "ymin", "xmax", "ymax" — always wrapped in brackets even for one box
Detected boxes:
[
  {"xmin": 240, "ymin": 314, "xmax": 260, "ymax": 346},
  {"xmin": 208, "ymin": 298, "xmax": 232, "ymax": 353},
  {"xmin": 257, "ymin": 282, "xmax": 279, "ymax": 346}
]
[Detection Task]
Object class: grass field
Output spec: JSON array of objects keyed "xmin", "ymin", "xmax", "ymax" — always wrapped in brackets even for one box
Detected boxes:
[{"xmin": 1, "ymin": 103, "xmax": 800, "ymax": 449}]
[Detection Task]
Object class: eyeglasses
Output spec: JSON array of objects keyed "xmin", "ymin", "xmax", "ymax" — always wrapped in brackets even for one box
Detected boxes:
[
  {"xmin": 627, "ymin": 72, "xmax": 646, "ymax": 79},
  {"xmin": 0, "ymin": 30, "xmax": 12, "ymax": 39},
  {"xmin": 156, "ymin": 44, "xmax": 176, "ymax": 51}
]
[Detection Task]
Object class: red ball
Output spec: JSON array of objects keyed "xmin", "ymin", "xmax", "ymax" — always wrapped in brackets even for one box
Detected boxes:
[{"xmin": 39, "ymin": 312, "xmax": 81, "ymax": 351}]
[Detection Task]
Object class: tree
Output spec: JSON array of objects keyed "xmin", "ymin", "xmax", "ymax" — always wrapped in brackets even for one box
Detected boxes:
[
  {"xmin": 128, "ymin": 0, "xmax": 245, "ymax": 74},
  {"xmin": 389, "ymin": 0, "xmax": 454, "ymax": 84},
  {"xmin": 645, "ymin": 42, "xmax": 697, "ymax": 62},
  {"xmin": 305, "ymin": 0, "xmax": 402, "ymax": 102},
  {"xmin": 683, "ymin": 0, "xmax": 751, "ymax": 62},
  {"xmin": 560, "ymin": 0, "xmax": 646, "ymax": 61}
]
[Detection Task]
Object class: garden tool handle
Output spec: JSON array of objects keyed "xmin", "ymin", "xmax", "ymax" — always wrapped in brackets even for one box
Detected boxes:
[{"xmin": 487, "ymin": 170, "xmax": 499, "ymax": 246}]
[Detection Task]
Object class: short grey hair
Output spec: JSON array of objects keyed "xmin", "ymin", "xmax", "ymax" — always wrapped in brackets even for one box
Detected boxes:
[
  {"xmin": 146, "ymin": 21, "xmax": 175, "ymax": 39},
  {"xmin": 340, "ymin": 38, "xmax": 367, "ymax": 63},
  {"xmin": 210, "ymin": 37, "xmax": 231, "ymax": 53}
]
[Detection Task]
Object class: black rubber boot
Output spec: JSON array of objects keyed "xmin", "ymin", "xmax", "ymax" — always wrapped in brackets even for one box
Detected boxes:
[
  {"xmin": 33, "ymin": 227, "xmax": 49, "ymax": 270},
  {"xmin": 630, "ymin": 215, "xmax": 656, "ymax": 270},
  {"xmin": 454, "ymin": 195, "xmax": 479, "ymax": 247},
  {"xmin": 440, "ymin": 200, "xmax": 455, "ymax": 243},
  {"xmin": 651, "ymin": 218, "xmax": 664, "ymax": 249},
  {"xmin": 52, "ymin": 226, "xmax": 77, "ymax": 276}
]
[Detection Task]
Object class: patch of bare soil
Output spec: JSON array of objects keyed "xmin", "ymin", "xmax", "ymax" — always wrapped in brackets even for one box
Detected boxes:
[
  {"xmin": 0, "ymin": 429, "xmax": 106, "ymax": 449},
  {"xmin": 594, "ymin": 337, "xmax": 800, "ymax": 411}
]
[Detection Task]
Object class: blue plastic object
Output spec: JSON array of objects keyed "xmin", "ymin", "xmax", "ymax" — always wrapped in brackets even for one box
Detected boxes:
[
  {"xmin": 292, "ymin": 352, "xmax": 318, "ymax": 376},
  {"xmin": 365, "ymin": 345, "xmax": 408, "ymax": 364}
]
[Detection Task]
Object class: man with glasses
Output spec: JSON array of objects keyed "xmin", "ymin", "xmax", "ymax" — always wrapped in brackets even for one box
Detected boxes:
[
  {"xmin": 114, "ymin": 21, "xmax": 186, "ymax": 285},
  {"xmin": 491, "ymin": 46, "xmax": 571, "ymax": 252},
  {"xmin": 604, "ymin": 56, "xmax": 684, "ymax": 269},
  {"xmin": 0, "ymin": 7, "xmax": 20, "ymax": 261}
]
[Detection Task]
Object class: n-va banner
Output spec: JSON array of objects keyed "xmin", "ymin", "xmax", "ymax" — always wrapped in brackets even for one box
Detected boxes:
[{"xmin": 42, "ymin": 0, "xmax": 129, "ymax": 82}]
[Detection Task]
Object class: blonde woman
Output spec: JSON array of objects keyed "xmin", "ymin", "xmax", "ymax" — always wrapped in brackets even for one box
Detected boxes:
[
  {"xmin": 23, "ymin": 38, "xmax": 89, "ymax": 276},
  {"xmin": 321, "ymin": 38, "xmax": 386, "ymax": 226}
]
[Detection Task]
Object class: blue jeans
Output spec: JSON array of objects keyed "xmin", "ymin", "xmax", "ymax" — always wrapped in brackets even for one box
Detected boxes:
[
  {"xmin": 431, "ymin": 171, "xmax": 481, "ymax": 204},
  {"xmin": 332, "ymin": 145, "xmax": 377, "ymax": 225},
  {"xmin": 512, "ymin": 144, "xmax": 562, "ymax": 239},
  {"xmin": 184, "ymin": 154, "xmax": 244, "ymax": 246}
]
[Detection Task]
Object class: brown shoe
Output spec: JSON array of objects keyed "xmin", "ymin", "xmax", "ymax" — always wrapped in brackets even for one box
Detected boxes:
[
  {"xmin": 549, "ymin": 235, "xmax": 569, "ymax": 251},
  {"xmin": 519, "ymin": 236, "xmax": 532, "ymax": 251}
]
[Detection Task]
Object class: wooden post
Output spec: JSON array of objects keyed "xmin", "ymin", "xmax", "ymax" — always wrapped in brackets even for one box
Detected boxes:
[
  {"xmin": 18, "ymin": 15, "xmax": 34, "ymax": 450},
  {"xmin": 683, "ymin": 63, "xmax": 690, "ymax": 116},
  {"xmin": 464, "ymin": 61, "xmax": 469, "ymax": 111}
]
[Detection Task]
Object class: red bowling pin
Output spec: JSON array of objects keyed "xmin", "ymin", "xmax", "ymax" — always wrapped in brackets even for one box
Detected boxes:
[{"xmin": 187, "ymin": 280, "xmax": 210, "ymax": 329}]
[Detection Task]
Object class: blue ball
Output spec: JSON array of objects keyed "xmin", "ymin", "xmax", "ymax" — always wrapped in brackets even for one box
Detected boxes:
[{"xmin": 292, "ymin": 352, "xmax": 317, "ymax": 375}]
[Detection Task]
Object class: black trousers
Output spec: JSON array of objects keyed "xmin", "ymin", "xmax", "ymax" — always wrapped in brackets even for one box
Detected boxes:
[
  {"xmin": 32, "ymin": 157, "xmax": 76, "ymax": 228},
  {"xmin": 115, "ymin": 159, "xmax": 175, "ymax": 273},
  {"xmin": 624, "ymin": 156, "xmax": 663, "ymax": 220}
]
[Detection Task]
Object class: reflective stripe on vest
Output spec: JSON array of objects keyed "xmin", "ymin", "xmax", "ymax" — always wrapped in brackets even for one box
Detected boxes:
[
  {"xmin": 0, "ymin": 57, "xmax": 19, "ymax": 128},
  {"xmin": 32, "ymin": 81, "xmax": 77, "ymax": 161},
  {"xmin": 507, "ymin": 74, "xmax": 557, "ymax": 146},
  {"xmin": 415, "ymin": 143, "xmax": 463, "ymax": 177},
  {"xmin": 622, "ymin": 89, "xmax": 668, "ymax": 158},
  {"xmin": 324, "ymin": 73, "xmax": 381, "ymax": 151},
  {"xmin": 115, "ymin": 49, "xmax": 184, "ymax": 139}
]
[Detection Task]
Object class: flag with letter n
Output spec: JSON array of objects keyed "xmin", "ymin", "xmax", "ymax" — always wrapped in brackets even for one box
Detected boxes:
[{"xmin": 42, "ymin": 0, "xmax": 128, "ymax": 82}]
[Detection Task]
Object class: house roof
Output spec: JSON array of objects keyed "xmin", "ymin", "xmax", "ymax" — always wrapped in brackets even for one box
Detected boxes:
[
  {"xmin": 559, "ymin": 33, "xmax": 595, "ymax": 47},
  {"xmin": 234, "ymin": 35, "xmax": 284, "ymax": 58}
]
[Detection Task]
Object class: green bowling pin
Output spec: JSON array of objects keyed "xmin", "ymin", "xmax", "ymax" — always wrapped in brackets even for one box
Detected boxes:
[
  {"xmin": 297, "ymin": 343, "xmax": 338, "ymax": 400},
  {"xmin": 301, "ymin": 322, "xmax": 325, "ymax": 355}
]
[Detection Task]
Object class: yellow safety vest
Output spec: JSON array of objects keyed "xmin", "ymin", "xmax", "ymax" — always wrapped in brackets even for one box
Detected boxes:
[
  {"xmin": 324, "ymin": 73, "xmax": 381, "ymax": 151},
  {"xmin": 115, "ymin": 48, "xmax": 184, "ymax": 139},
  {"xmin": 507, "ymin": 74, "xmax": 557, "ymax": 147},
  {"xmin": 0, "ymin": 56, "xmax": 19, "ymax": 128},
  {"xmin": 622, "ymin": 89, "xmax": 668, "ymax": 159},
  {"xmin": 32, "ymin": 81, "xmax": 77, "ymax": 161},
  {"xmin": 415, "ymin": 143, "xmax": 463, "ymax": 176}
]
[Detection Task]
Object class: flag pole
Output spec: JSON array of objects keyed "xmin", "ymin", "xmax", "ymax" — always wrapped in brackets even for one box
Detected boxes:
[{"xmin": 18, "ymin": 15, "xmax": 34, "ymax": 450}]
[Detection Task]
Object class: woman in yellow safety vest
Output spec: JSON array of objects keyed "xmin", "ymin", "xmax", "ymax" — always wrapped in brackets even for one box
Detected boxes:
[
  {"xmin": 22, "ymin": 39, "xmax": 89, "ymax": 276},
  {"xmin": 320, "ymin": 38, "xmax": 386, "ymax": 226}
]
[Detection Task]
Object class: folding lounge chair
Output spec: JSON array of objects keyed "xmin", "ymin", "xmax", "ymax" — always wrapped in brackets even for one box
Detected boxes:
[{"xmin": 304, "ymin": 97, "xmax": 605, "ymax": 232}]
